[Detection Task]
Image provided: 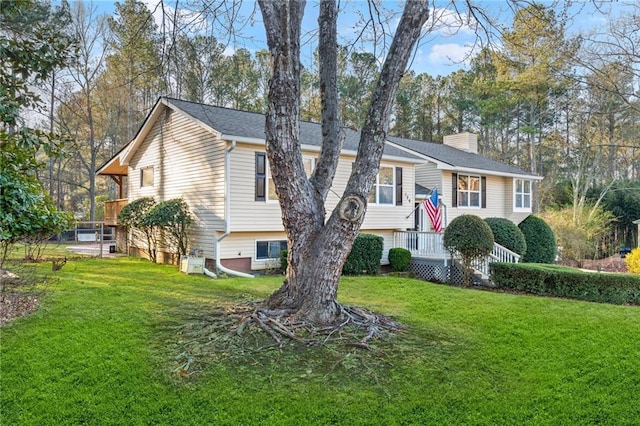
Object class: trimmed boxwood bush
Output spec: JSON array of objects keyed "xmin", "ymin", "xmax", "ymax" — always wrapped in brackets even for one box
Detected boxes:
[
  {"xmin": 484, "ymin": 217, "xmax": 527, "ymax": 256},
  {"xmin": 518, "ymin": 215, "xmax": 556, "ymax": 264},
  {"xmin": 388, "ymin": 247, "xmax": 411, "ymax": 272},
  {"xmin": 343, "ymin": 234, "xmax": 383, "ymax": 275},
  {"xmin": 444, "ymin": 215, "xmax": 494, "ymax": 286},
  {"xmin": 490, "ymin": 262, "xmax": 640, "ymax": 305}
]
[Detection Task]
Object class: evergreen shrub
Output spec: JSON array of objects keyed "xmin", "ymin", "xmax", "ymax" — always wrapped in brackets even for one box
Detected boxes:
[
  {"xmin": 490, "ymin": 262, "xmax": 640, "ymax": 305},
  {"xmin": 444, "ymin": 215, "xmax": 494, "ymax": 286},
  {"xmin": 343, "ymin": 234, "xmax": 383, "ymax": 275},
  {"xmin": 388, "ymin": 247, "xmax": 411, "ymax": 272},
  {"xmin": 144, "ymin": 198, "xmax": 193, "ymax": 256},
  {"xmin": 518, "ymin": 215, "xmax": 556, "ymax": 264},
  {"xmin": 484, "ymin": 217, "xmax": 527, "ymax": 256}
]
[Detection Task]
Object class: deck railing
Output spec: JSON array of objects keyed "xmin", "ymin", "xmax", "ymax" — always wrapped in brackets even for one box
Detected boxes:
[
  {"xmin": 393, "ymin": 231, "xmax": 520, "ymax": 277},
  {"xmin": 104, "ymin": 199, "xmax": 128, "ymax": 226}
]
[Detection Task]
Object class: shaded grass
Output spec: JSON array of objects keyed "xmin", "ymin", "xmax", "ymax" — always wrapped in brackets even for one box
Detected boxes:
[{"xmin": 1, "ymin": 257, "xmax": 639, "ymax": 425}]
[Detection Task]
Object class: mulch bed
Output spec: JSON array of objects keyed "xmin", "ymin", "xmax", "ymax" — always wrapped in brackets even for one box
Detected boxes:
[
  {"xmin": 0, "ymin": 292, "xmax": 40, "ymax": 326},
  {"xmin": 0, "ymin": 268, "xmax": 41, "ymax": 327}
]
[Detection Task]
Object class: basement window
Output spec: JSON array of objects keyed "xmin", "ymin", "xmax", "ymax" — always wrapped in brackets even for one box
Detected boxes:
[{"xmin": 256, "ymin": 240, "xmax": 287, "ymax": 260}]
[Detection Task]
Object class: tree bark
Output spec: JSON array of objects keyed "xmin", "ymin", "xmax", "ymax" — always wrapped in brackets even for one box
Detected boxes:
[{"xmin": 258, "ymin": 0, "xmax": 429, "ymax": 325}]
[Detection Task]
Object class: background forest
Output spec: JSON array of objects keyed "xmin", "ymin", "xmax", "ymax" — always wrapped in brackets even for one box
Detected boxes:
[{"xmin": 7, "ymin": 0, "xmax": 640, "ymax": 259}]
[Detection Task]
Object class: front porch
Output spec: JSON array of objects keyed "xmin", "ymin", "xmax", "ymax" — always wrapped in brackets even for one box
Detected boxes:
[{"xmin": 393, "ymin": 231, "xmax": 521, "ymax": 284}]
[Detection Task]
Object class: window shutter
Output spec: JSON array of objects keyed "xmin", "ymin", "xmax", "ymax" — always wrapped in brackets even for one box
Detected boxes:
[
  {"xmin": 255, "ymin": 152, "xmax": 266, "ymax": 201},
  {"xmin": 395, "ymin": 167, "xmax": 403, "ymax": 206},
  {"xmin": 451, "ymin": 173, "xmax": 458, "ymax": 208},
  {"xmin": 481, "ymin": 176, "xmax": 487, "ymax": 208}
]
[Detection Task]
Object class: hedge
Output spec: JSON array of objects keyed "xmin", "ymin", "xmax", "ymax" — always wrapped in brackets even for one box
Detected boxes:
[{"xmin": 490, "ymin": 262, "xmax": 640, "ymax": 305}]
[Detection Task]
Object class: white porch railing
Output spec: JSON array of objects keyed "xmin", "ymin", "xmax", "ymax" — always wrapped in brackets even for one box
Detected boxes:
[
  {"xmin": 393, "ymin": 231, "xmax": 448, "ymax": 259},
  {"xmin": 393, "ymin": 231, "xmax": 520, "ymax": 278},
  {"xmin": 471, "ymin": 244, "xmax": 521, "ymax": 278}
]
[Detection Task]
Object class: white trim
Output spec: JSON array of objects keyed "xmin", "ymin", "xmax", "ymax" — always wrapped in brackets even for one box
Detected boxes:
[
  {"xmin": 368, "ymin": 164, "xmax": 396, "ymax": 206},
  {"xmin": 254, "ymin": 238, "xmax": 288, "ymax": 261},
  {"xmin": 456, "ymin": 173, "xmax": 481, "ymax": 208},
  {"xmin": 513, "ymin": 178, "xmax": 533, "ymax": 212},
  {"xmin": 265, "ymin": 155, "xmax": 315, "ymax": 203}
]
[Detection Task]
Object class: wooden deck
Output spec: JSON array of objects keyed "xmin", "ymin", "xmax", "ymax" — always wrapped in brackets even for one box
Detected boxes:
[{"xmin": 104, "ymin": 199, "xmax": 128, "ymax": 226}]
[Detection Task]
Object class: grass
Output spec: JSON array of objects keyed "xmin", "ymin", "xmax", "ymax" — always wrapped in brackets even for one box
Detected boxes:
[{"xmin": 1, "ymin": 257, "xmax": 639, "ymax": 425}]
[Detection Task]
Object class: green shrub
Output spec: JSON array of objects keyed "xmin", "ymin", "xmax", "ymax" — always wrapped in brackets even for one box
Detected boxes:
[
  {"xmin": 518, "ymin": 215, "xmax": 556, "ymax": 264},
  {"xmin": 144, "ymin": 198, "xmax": 193, "ymax": 256},
  {"xmin": 490, "ymin": 262, "xmax": 640, "ymax": 305},
  {"xmin": 118, "ymin": 197, "xmax": 157, "ymax": 262},
  {"xmin": 444, "ymin": 215, "xmax": 494, "ymax": 286},
  {"xmin": 343, "ymin": 234, "xmax": 383, "ymax": 275},
  {"xmin": 118, "ymin": 197, "xmax": 155, "ymax": 228},
  {"xmin": 484, "ymin": 217, "xmax": 527, "ymax": 256},
  {"xmin": 280, "ymin": 249, "xmax": 288, "ymax": 273},
  {"xmin": 388, "ymin": 247, "xmax": 411, "ymax": 272},
  {"xmin": 627, "ymin": 248, "xmax": 640, "ymax": 274}
]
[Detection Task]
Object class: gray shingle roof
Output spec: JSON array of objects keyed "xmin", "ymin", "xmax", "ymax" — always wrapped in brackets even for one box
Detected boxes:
[
  {"xmin": 415, "ymin": 183, "xmax": 432, "ymax": 196},
  {"xmin": 388, "ymin": 136, "xmax": 538, "ymax": 177},
  {"xmin": 165, "ymin": 97, "xmax": 420, "ymax": 161},
  {"xmin": 165, "ymin": 97, "xmax": 538, "ymax": 177}
]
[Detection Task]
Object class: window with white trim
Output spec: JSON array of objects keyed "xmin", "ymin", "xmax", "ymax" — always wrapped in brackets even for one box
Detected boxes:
[
  {"xmin": 266, "ymin": 156, "xmax": 315, "ymax": 202},
  {"xmin": 514, "ymin": 179, "xmax": 532, "ymax": 211},
  {"xmin": 140, "ymin": 166, "xmax": 154, "ymax": 187},
  {"xmin": 368, "ymin": 166, "xmax": 395, "ymax": 205},
  {"xmin": 457, "ymin": 174, "xmax": 481, "ymax": 208},
  {"xmin": 256, "ymin": 240, "xmax": 287, "ymax": 260}
]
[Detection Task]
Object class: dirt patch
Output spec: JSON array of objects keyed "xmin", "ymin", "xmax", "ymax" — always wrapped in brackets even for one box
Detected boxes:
[
  {"xmin": 0, "ymin": 268, "xmax": 42, "ymax": 326},
  {"xmin": 0, "ymin": 292, "xmax": 40, "ymax": 326}
]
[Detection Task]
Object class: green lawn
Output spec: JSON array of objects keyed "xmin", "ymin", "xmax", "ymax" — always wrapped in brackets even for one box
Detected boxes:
[{"xmin": 2, "ymin": 257, "xmax": 639, "ymax": 425}]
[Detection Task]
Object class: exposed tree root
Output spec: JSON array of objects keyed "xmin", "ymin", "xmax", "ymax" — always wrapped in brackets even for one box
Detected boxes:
[{"xmin": 164, "ymin": 298, "xmax": 406, "ymax": 377}]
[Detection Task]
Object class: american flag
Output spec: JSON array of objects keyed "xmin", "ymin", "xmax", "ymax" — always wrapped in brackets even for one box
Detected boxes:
[{"xmin": 423, "ymin": 188, "xmax": 442, "ymax": 232}]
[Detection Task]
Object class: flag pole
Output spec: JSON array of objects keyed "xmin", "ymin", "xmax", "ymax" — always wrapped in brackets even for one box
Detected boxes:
[{"xmin": 406, "ymin": 187, "xmax": 440, "ymax": 220}]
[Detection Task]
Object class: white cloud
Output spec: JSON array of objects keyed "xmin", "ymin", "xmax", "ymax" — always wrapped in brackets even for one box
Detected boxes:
[{"xmin": 428, "ymin": 43, "xmax": 473, "ymax": 65}]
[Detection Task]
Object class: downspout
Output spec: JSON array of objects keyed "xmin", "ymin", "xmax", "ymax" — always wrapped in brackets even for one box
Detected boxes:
[{"xmin": 215, "ymin": 140, "xmax": 254, "ymax": 278}]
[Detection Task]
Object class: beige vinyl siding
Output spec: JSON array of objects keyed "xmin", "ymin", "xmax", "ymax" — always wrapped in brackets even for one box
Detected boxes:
[
  {"xmin": 441, "ymin": 171, "xmax": 520, "ymax": 226},
  {"xmin": 415, "ymin": 163, "xmax": 441, "ymax": 192},
  {"xmin": 229, "ymin": 144, "xmax": 415, "ymax": 232},
  {"xmin": 322, "ymin": 156, "xmax": 415, "ymax": 231},
  {"xmin": 128, "ymin": 109, "xmax": 226, "ymax": 259},
  {"xmin": 220, "ymin": 230, "xmax": 398, "ymax": 270},
  {"xmin": 229, "ymin": 144, "xmax": 285, "ymax": 232},
  {"xmin": 505, "ymin": 177, "xmax": 531, "ymax": 224}
]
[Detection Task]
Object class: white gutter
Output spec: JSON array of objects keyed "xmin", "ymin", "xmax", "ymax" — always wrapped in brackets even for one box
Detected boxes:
[{"xmin": 215, "ymin": 140, "xmax": 254, "ymax": 278}]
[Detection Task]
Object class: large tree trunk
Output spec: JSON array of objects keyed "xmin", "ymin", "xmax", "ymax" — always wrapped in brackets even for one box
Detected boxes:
[{"xmin": 258, "ymin": 0, "xmax": 429, "ymax": 325}]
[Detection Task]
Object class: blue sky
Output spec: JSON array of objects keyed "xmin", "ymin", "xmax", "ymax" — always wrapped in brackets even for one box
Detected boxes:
[{"xmin": 93, "ymin": 0, "xmax": 634, "ymax": 77}]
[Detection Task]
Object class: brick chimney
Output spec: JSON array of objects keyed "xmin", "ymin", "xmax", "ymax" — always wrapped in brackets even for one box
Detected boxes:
[{"xmin": 443, "ymin": 132, "xmax": 477, "ymax": 153}]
